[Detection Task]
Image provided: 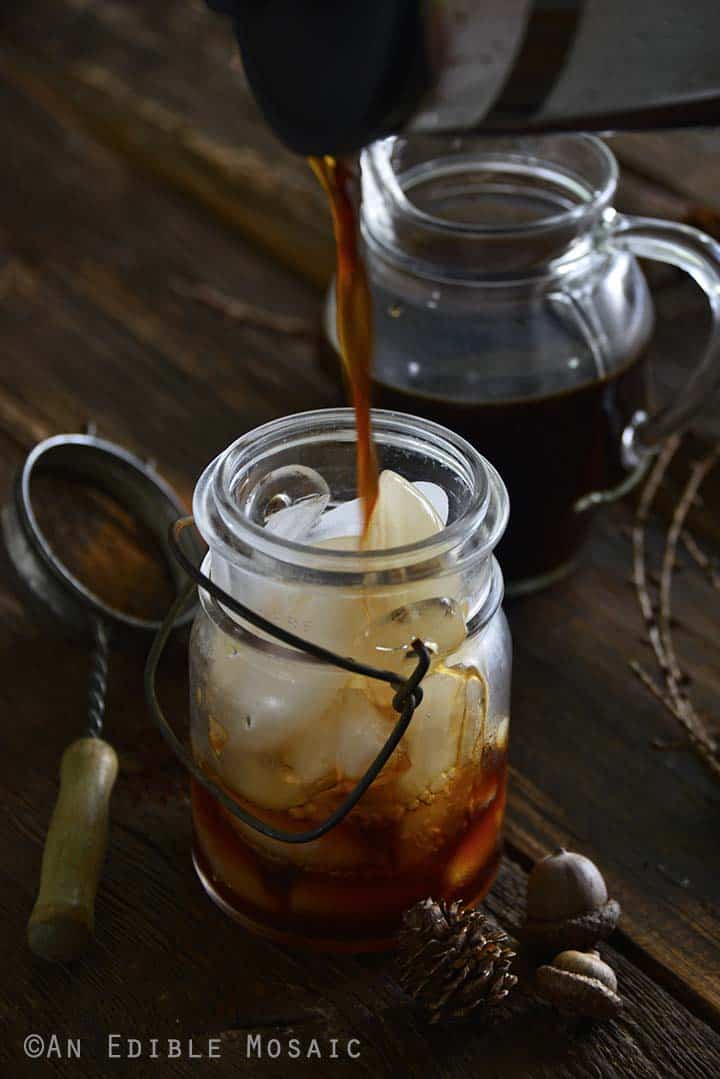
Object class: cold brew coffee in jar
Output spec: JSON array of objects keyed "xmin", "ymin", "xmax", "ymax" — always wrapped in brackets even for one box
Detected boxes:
[{"xmin": 189, "ymin": 409, "xmax": 510, "ymax": 950}]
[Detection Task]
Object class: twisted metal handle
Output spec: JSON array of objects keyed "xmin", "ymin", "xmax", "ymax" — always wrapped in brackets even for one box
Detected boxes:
[
  {"xmin": 87, "ymin": 619, "xmax": 110, "ymax": 739},
  {"xmin": 144, "ymin": 517, "xmax": 431, "ymax": 844}
]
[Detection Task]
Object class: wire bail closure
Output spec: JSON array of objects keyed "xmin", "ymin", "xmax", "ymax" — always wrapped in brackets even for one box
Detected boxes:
[{"xmin": 144, "ymin": 516, "xmax": 431, "ymax": 844}]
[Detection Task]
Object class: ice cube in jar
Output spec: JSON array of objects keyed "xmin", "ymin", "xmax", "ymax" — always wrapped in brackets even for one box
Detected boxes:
[{"xmin": 200, "ymin": 469, "xmax": 473, "ymax": 803}]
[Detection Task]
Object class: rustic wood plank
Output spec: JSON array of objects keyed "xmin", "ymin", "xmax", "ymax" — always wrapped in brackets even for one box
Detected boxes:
[
  {"xmin": 0, "ymin": 3, "xmax": 719, "ymax": 1070},
  {"xmin": 483, "ymin": 860, "xmax": 720, "ymax": 1079},
  {"xmin": 611, "ymin": 131, "xmax": 720, "ymax": 217},
  {"xmin": 505, "ymin": 504, "xmax": 720, "ymax": 1025},
  {"xmin": 0, "ymin": 72, "xmax": 334, "ymax": 504},
  {"xmin": 0, "ymin": 0, "xmax": 334, "ymax": 286},
  {"xmin": 2, "ymin": 460, "xmax": 719, "ymax": 1079},
  {"xmin": 2, "ymin": 630, "xmax": 719, "ymax": 1079}
]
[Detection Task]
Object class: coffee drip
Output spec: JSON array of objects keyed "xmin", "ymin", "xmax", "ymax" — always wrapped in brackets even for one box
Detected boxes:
[{"xmin": 310, "ymin": 156, "xmax": 379, "ymax": 529}]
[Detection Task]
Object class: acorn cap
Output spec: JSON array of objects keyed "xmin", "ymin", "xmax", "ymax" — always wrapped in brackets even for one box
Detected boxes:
[
  {"xmin": 553, "ymin": 950, "xmax": 617, "ymax": 991},
  {"xmin": 536, "ymin": 950, "xmax": 622, "ymax": 1019},
  {"xmin": 521, "ymin": 898, "xmax": 621, "ymax": 954}
]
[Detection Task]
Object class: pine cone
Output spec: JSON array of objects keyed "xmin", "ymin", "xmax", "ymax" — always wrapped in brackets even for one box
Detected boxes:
[{"xmin": 398, "ymin": 898, "xmax": 518, "ymax": 1024}]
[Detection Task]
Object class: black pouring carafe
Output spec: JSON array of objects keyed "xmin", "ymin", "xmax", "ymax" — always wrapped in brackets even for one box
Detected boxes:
[{"xmin": 206, "ymin": 1, "xmax": 720, "ymax": 155}]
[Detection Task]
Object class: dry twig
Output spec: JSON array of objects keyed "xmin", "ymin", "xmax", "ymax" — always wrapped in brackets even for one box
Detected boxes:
[
  {"xmin": 631, "ymin": 436, "xmax": 720, "ymax": 778},
  {"xmin": 632, "ymin": 436, "xmax": 682, "ymax": 691},
  {"xmin": 659, "ymin": 446, "xmax": 720, "ymax": 726},
  {"xmin": 630, "ymin": 661, "xmax": 720, "ymax": 779},
  {"xmin": 681, "ymin": 530, "xmax": 720, "ymax": 593},
  {"xmin": 172, "ymin": 279, "xmax": 315, "ymax": 338}
]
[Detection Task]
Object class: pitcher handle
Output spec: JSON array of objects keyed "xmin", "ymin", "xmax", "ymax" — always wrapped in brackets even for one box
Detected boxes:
[{"xmin": 575, "ymin": 209, "xmax": 720, "ymax": 512}]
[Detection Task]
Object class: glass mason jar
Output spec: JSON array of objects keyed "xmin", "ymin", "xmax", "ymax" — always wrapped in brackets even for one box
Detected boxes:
[
  {"xmin": 188, "ymin": 409, "xmax": 510, "ymax": 951},
  {"xmin": 323, "ymin": 134, "xmax": 720, "ymax": 593}
]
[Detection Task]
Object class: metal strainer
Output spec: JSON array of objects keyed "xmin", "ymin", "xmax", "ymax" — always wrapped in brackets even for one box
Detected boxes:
[{"xmin": 2, "ymin": 431, "xmax": 201, "ymax": 962}]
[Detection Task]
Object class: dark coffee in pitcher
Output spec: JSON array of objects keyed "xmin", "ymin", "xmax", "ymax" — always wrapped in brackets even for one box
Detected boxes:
[
  {"xmin": 319, "ymin": 287, "xmax": 650, "ymax": 588},
  {"xmin": 371, "ymin": 349, "xmax": 650, "ymax": 586}
]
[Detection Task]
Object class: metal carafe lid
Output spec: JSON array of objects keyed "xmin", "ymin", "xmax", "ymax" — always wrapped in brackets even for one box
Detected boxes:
[{"xmin": 205, "ymin": 1, "xmax": 720, "ymax": 156}]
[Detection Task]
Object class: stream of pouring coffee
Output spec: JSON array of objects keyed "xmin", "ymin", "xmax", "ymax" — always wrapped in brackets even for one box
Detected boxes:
[{"xmin": 309, "ymin": 156, "xmax": 379, "ymax": 529}]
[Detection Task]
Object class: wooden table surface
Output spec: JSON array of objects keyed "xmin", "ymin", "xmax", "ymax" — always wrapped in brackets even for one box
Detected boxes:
[{"xmin": 1, "ymin": 4, "xmax": 719, "ymax": 1077}]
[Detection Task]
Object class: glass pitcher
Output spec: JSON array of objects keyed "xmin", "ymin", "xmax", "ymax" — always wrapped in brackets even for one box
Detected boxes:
[
  {"xmin": 186, "ymin": 409, "xmax": 511, "ymax": 950},
  {"xmin": 323, "ymin": 134, "xmax": 720, "ymax": 592}
]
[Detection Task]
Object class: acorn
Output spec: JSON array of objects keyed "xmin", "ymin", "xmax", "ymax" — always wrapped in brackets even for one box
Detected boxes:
[
  {"xmin": 536, "ymin": 949, "xmax": 623, "ymax": 1019},
  {"xmin": 519, "ymin": 848, "xmax": 620, "ymax": 954}
]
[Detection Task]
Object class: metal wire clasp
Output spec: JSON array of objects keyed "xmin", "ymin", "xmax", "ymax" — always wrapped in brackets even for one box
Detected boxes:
[{"xmin": 144, "ymin": 517, "xmax": 431, "ymax": 844}]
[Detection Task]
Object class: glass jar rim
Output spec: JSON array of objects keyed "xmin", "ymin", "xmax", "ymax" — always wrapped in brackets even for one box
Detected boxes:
[
  {"xmin": 361, "ymin": 133, "xmax": 619, "ymax": 240},
  {"xmin": 193, "ymin": 408, "xmax": 509, "ymax": 585}
]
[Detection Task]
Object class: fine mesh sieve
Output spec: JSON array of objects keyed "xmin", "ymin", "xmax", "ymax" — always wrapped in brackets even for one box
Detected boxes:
[{"xmin": 2, "ymin": 431, "xmax": 201, "ymax": 962}]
